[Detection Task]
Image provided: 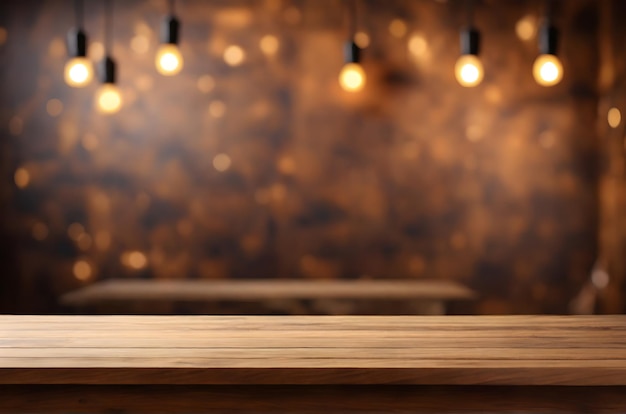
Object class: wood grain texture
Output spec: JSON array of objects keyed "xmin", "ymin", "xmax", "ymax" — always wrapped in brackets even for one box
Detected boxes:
[
  {"xmin": 59, "ymin": 279, "xmax": 476, "ymax": 306},
  {"xmin": 1, "ymin": 315, "xmax": 625, "ymax": 386}
]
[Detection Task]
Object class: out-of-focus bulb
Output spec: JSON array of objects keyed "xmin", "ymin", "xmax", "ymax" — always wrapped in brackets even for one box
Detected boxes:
[
  {"xmin": 455, "ymin": 54, "xmax": 483, "ymax": 87},
  {"xmin": 95, "ymin": 83, "xmax": 122, "ymax": 114},
  {"xmin": 64, "ymin": 57, "xmax": 93, "ymax": 87},
  {"xmin": 533, "ymin": 54, "xmax": 563, "ymax": 86},
  {"xmin": 155, "ymin": 43, "xmax": 183, "ymax": 76},
  {"xmin": 339, "ymin": 63, "xmax": 366, "ymax": 92}
]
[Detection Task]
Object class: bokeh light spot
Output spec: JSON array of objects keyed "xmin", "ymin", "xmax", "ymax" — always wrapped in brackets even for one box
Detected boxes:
[
  {"xmin": 260, "ymin": 35, "xmax": 280, "ymax": 56},
  {"xmin": 46, "ymin": 98, "xmax": 63, "ymax": 117},
  {"xmin": 213, "ymin": 153, "xmax": 232, "ymax": 172},
  {"xmin": 608, "ymin": 107, "xmax": 621, "ymax": 128},
  {"xmin": 209, "ymin": 100, "xmax": 227, "ymax": 118},
  {"xmin": 223, "ymin": 45, "xmax": 245, "ymax": 66},
  {"xmin": 14, "ymin": 168, "xmax": 30, "ymax": 188},
  {"xmin": 354, "ymin": 31, "xmax": 370, "ymax": 48},
  {"xmin": 73, "ymin": 260, "xmax": 93, "ymax": 281},
  {"xmin": 389, "ymin": 19, "xmax": 407, "ymax": 38},
  {"xmin": 516, "ymin": 15, "xmax": 536, "ymax": 41}
]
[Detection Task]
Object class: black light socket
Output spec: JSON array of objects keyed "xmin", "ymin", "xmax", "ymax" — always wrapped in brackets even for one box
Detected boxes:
[
  {"xmin": 100, "ymin": 56, "xmax": 116, "ymax": 84},
  {"xmin": 161, "ymin": 15, "xmax": 180, "ymax": 45},
  {"xmin": 344, "ymin": 41, "xmax": 361, "ymax": 64},
  {"xmin": 539, "ymin": 24, "xmax": 558, "ymax": 55},
  {"xmin": 67, "ymin": 28, "xmax": 88, "ymax": 57},
  {"xmin": 460, "ymin": 27, "xmax": 480, "ymax": 56}
]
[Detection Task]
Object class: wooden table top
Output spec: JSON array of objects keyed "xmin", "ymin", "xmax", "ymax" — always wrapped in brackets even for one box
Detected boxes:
[
  {"xmin": 60, "ymin": 279, "xmax": 476, "ymax": 306},
  {"xmin": 1, "ymin": 315, "xmax": 625, "ymax": 386}
]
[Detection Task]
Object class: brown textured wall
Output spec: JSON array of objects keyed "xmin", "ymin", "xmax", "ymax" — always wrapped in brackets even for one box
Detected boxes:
[
  {"xmin": 0, "ymin": 0, "xmax": 606, "ymax": 314},
  {"xmin": 597, "ymin": 0, "xmax": 626, "ymax": 314}
]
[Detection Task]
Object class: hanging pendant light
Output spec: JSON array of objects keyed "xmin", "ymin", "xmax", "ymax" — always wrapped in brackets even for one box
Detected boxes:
[
  {"xmin": 533, "ymin": 0, "xmax": 563, "ymax": 86},
  {"xmin": 455, "ymin": 0, "xmax": 483, "ymax": 87},
  {"xmin": 339, "ymin": 0, "xmax": 366, "ymax": 92},
  {"xmin": 95, "ymin": 0, "xmax": 122, "ymax": 114},
  {"xmin": 155, "ymin": 0, "xmax": 183, "ymax": 76},
  {"xmin": 65, "ymin": 0, "xmax": 94, "ymax": 87}
]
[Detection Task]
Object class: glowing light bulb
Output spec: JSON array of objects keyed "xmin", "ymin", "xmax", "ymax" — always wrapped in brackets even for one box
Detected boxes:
[
  {"xmin": 339, "ymin": 63, "xmax": 366, "ymax": 92},
  {"xmin": 64, "ymin": 57, "xmax": 93, "ymax": 87},
  {"xmin": 95, "ymin": 83, "xmax": 122, "ymax": 114},
  {"xmin": 155, "ymin": 43, "xmax": 183, "ymax": 76},
  {"xmin": 533, "ymin": 54, "xmax": 563, "ymax": 86},
  {"xmin": 455, "ymin": 54, "xmax": 484, "ymax": 87}
]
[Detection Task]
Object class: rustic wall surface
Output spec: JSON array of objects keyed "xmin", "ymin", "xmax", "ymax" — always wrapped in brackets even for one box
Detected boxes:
[
  {"xmin": 597, "ymin": 0, "xmax": 626, "ymax": 314},
  {"xmin": 0, "ymin": 0, "xmax": 611, "ymax": 314}
]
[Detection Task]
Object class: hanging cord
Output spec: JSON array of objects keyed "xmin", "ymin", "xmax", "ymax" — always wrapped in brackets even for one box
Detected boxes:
[
  {"xmin": 75, "ymin": 0, "xmax": 84, "ymax": 29},
  {"xmin": 103, "ymin": 0, "xmax": 113, "ymax": 55},
  {"xmin": 465, "ymin": 0, "xmax": 475, "ymax": 28},
  {"xmin": 545, "ymin": 0, "xmax": 554, "ymax": 26},
  {"xmin": 347, "ymin": 0, "xmax": 358, "ymax": 40},
  {"xmin": 169, "ymin": 0, "xmax": 175, "ymax": 16}
]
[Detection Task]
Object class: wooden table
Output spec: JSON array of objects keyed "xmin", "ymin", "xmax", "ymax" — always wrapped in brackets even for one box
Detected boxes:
[
  {"xmin": 1, "ymin": 315, "xmax": 625, "ymax": 413},
  {"xmin": 60, "ymin": 279, "xmax": 476, "ymax": 315}
]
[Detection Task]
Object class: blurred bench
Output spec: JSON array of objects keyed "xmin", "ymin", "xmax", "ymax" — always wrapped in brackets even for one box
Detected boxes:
[
  {"xmin": 60, "ymin": 279, "xmax": 476, "ymax": 315},
  {"xmin": 1, "ymin": 315, "xmax": 625, "ymax": 413}
]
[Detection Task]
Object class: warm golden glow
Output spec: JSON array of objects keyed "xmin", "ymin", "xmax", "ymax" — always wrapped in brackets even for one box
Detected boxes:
[
  {"xmin": 95, "ymin": 83, "xmax": 123, "ymax": 114},
  {"xmin": 354, "ymin": 31, "xmax": 370, "ymax": 48},
  {"xmin": 223, "ymin": 45, "xmax": 245, "ymax": 66},
  {"xmin": 64, "ymin": 57, "xmax": 93, "ymax": 88},
  {"xmin": 533, "ymin": 54, "xmax": 563, "ymax": 86},
  {"xmin": 608, "ymin": 107, "xmax": 621, "ymax": 128},
  {"xmin": 408, "ymin": 33, "xmax": 428, "ymax": 57},
  {"xmin": 515, "ymin": 15, "xmax": 536, "ymax": 41},
  {"xmin": 455, "ymin": 54, "xmax": 484, "ymax": 87},
  {"xmin": 14, "ymin": 167, "xmax": 30, "ymax": 188},
  {"xmin": 208, "ymin": 100, "xmax": 227, "ymax": 118},
  {"xmin": 0, "ymin": 26, "xmax": 7, "ymax": 45},
  {"xmin": 213, "ymin": 153, "xmax": 232, "ymax": 172},
  {"xmin": 123, "ymin": 251, "xmax": 148, "ymax": 270},
  {"xmin": 339, "ymin": 63, "xmax": 366, "ymax": 92},
  {"xmin": 73, "ymin": 260, "xmax": 93, "ymax": 281},
  {"xmin": 155, "ymin": 43, "xmax": 183, "ymax": 76},
  {"xmin": 260, "ymin": 35, "xmax": 280, "ymax": 56},
  {"xmin": 389, "ymin": 19, "xmax": 407, "ymax": 38}
]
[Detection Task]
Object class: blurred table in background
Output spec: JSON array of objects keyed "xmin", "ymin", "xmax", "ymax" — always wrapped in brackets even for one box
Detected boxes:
[{"xmin": 60, "ymin": 279, "xmax": 476, "ymax": 315}]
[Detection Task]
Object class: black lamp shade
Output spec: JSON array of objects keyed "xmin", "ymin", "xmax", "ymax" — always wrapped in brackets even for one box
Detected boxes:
[
  {"xmin": 539, "ymin": 24, "xmax": 558, "ymax": 55},
  {"xmin": 344, "ymin": 41, "xmax": 361, "ymax": 64},
  {"xmin": 161, "ymin": 15, "xmax": 180, "ymax": 45},
  {"xmin": 67, "ymin": 28, "xmax": 88, "ymax": 57},
  {"xmin": 460, "ymin": 27, "xmax": 480, "ymax": 56},
  {"xmin": 100, "ymin": 56, "xmax": 116, "ymax": 84}
]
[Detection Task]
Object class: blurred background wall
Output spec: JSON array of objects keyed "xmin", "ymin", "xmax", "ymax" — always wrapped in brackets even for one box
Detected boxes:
[{"xmin": 0, "ymin": 0, "xmax": 623, "ymax": 314}]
